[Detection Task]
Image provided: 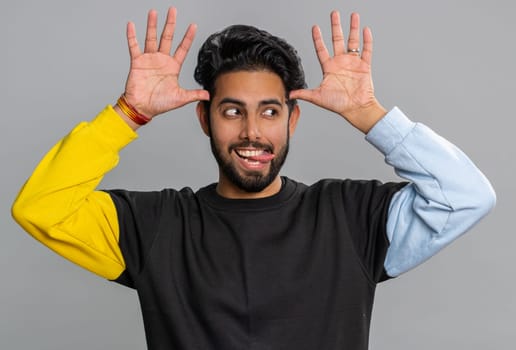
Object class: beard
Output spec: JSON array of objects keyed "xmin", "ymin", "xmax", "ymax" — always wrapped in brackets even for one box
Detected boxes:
[{"xmin": 209, "ymin": 136, "xmax": 289, "ymax": 193}]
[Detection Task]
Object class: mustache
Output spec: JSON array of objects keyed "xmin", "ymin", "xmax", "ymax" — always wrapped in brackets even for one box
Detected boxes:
[{"xmin": 229, "ymin": 141, "xmax": 274, "ymax": 153}]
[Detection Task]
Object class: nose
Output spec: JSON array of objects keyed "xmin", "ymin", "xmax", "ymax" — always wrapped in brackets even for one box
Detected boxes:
[{"xmin": 239, "ymin": 114, "xmax": 261, "ymax": 140}]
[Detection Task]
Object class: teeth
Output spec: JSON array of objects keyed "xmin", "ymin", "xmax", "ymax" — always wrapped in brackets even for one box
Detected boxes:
[{"xmin": 236, "ymin": 149, "xmax": 265, "ymax": 157}]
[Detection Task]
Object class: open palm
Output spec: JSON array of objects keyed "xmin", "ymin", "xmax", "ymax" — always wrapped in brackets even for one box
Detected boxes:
[
  {"xmin": 290, "ymin": 12, "xmax": 385, "ymax": 133},
  {"xmin": 123, "ymin": 8, "xmax": 209, "ymax": 119}
]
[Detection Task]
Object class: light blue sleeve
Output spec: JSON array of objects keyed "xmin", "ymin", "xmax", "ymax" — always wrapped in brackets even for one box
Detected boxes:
[{"xmin": 365, "ymin": 107, "xmax": 496, "ymax": 277}]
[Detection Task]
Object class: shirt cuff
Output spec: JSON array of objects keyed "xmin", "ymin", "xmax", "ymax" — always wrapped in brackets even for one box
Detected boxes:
[
  {"xmin": 365, "ymin": 106, "xmax": 416, "ymax": 156},
  {"xmin": 89, "ymin": 105, "xmax": 138, "ymax": 152}
]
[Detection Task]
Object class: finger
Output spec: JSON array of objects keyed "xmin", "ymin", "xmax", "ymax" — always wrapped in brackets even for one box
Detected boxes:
[
  {"xmin": 361, "ymin": 27, "xmax": 373, "ymax": 64},
  {"xmin": 144, "ymin": 9, "xmax": 159, "ymax": 53},
  {"xmin": 173, "ymin": 23, "xmax": 197, "ymax": 67},
  {"xmin": 330, "ymin": 10, "xmax": 345, "ymax": 56},
  {"xmin": 289, "ymin": 89, "xmax": 318, "ymax": 104},
  {"xmin": 346, "ymin": 12, "xmax": 360, "ymax": 52},
  {"xmin": 172, "ymin": 89, "xmax": 210, "ymax": 110},
  {"xmin": 312, "ymin": 25, "xmax": 330, "ymax": 65},
  {"xmin": 126, "ymin": 21, "xmax": 141, "ymax": 59},
  {"xmin": 182, "ymin": 89, "xmax": 210, "ymax": 104},
  {"xmin": 159, "ymin": 7, "xmax": 177, "ymax": 54}
]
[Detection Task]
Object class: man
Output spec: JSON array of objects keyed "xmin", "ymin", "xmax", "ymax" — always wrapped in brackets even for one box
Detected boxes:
[{"xmin": 12, "ymin": 7, "xmax": 495, "ymax": 350}]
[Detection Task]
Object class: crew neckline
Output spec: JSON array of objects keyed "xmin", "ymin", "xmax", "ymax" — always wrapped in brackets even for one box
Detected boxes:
[{"xmin": 196, "ymin": 176, "xmax": 300, "ymax": 212}]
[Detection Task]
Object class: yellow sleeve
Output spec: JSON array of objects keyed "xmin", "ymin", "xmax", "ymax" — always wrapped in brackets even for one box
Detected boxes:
[{"xmin": 11, "ymin": 105, "xmax": 138, "ymax": 280}]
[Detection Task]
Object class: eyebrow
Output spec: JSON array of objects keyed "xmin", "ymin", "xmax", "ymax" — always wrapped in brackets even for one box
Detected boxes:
[{"xmin": 217, "ymin": 97, "xmax": 284, "ymax": 108}]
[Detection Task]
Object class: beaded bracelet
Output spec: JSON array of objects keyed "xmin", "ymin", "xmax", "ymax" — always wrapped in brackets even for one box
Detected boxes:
[{"xmin": 116, "ymin": 94, "xmax": 151, "ymax": 125}]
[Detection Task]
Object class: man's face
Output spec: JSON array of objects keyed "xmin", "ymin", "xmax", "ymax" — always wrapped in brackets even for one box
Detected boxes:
[{"xmin": 197, "ymin": 70, "xmax": 299, "ymax": 198}]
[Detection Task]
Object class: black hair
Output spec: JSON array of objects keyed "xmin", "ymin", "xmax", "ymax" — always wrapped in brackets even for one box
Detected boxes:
[{"xmin": 194, "ymin": 24, "xmax": 307, "ymax": 112}]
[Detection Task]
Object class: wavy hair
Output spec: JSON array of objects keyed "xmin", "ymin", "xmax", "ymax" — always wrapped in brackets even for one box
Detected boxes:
[{"xmin": 194, "ymin": 25, "xmax": 306, "ymax": 112}]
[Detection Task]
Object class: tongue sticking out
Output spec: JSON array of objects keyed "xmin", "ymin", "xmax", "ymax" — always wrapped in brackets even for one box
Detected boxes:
[{"xmin": 247, "ymin": 153, "xmax": 275, "ymax": 163}]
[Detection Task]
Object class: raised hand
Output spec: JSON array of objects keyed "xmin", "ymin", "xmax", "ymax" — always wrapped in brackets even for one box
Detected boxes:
[
  {"xmin": 122, "ymin": 8, "xmax": 209, "ymax": 121},
  {"xmin": 290, "ymin": 11, "xmax": 386, "ymax": 133}
]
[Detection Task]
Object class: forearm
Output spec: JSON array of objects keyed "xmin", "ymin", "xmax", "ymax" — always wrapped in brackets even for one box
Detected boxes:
[
  {"xmin": 11, "ymin": 105, "xmax": 137, "ymax": 279},
  {"xmin": 366, "ymin": 107, "xmax": 496, "ymax": 276}
]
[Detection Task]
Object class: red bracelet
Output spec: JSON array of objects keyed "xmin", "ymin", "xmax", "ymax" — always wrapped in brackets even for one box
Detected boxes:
[{"xmin": 116, "ymin": 94, "xmax": 151, "ymax": 125}]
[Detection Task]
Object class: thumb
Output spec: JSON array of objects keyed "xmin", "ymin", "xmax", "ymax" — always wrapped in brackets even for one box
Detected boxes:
[
  {"xmin": 289, "ymin": 89, "xmax": 318, "ymax": 104},
  {"xmin": 181, "ymin": 89, "xmax": 210, "ymax": 105}
]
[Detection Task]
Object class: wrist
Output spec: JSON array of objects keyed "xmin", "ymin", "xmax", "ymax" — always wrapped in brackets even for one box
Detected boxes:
[
  {"xmin": 341, "ymin": 100, "xmax": 387, "ymax": 134},
  {"xmin": 113, "ymin": 104, "xmax": 140, "ymax": 131},
  {"xmin": 115, "ymin": 94, "xmax": 151, "ymax": 131}
]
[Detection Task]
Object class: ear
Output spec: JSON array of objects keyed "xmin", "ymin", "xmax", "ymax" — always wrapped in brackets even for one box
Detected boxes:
[
  {"xmin": 288, "ymin": 104, "xmax": 301, "ymax": 136},
  {"xmin": 196, "ymin": 102, "xmax": 210, "ymax": 137}
]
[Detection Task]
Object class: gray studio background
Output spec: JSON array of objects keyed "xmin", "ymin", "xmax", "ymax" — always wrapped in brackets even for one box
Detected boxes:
[{"xmin": 2, "ymin": 0, "xmax": 514, "ymax": 349}]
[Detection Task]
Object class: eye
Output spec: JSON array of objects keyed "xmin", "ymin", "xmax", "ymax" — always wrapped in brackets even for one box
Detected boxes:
[
  {"xmin": 223, "ymin": 108, "xmax": 241, "ymax": 118},
  {"xmin": 262, "ymin": 108, "xmax": 278, "ymax": 118}
]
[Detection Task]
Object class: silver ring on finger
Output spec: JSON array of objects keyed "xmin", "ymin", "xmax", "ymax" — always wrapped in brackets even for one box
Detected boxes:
[{"xmin": 347, "ymin": 48, "xmax": 360, "ymax": 55}]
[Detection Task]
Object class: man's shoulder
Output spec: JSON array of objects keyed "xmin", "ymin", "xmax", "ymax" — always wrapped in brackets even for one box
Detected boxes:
[
  {"xmin": 102, "ymin": 186, "xmax": 198, "ymax": 205},
  {"xmin": 288, "ymin": 177, "xmax": 391, "ymax": 191},
  {"xmin": 286, "ymin": 177, "xmax": 407, "ymax": 202}
]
